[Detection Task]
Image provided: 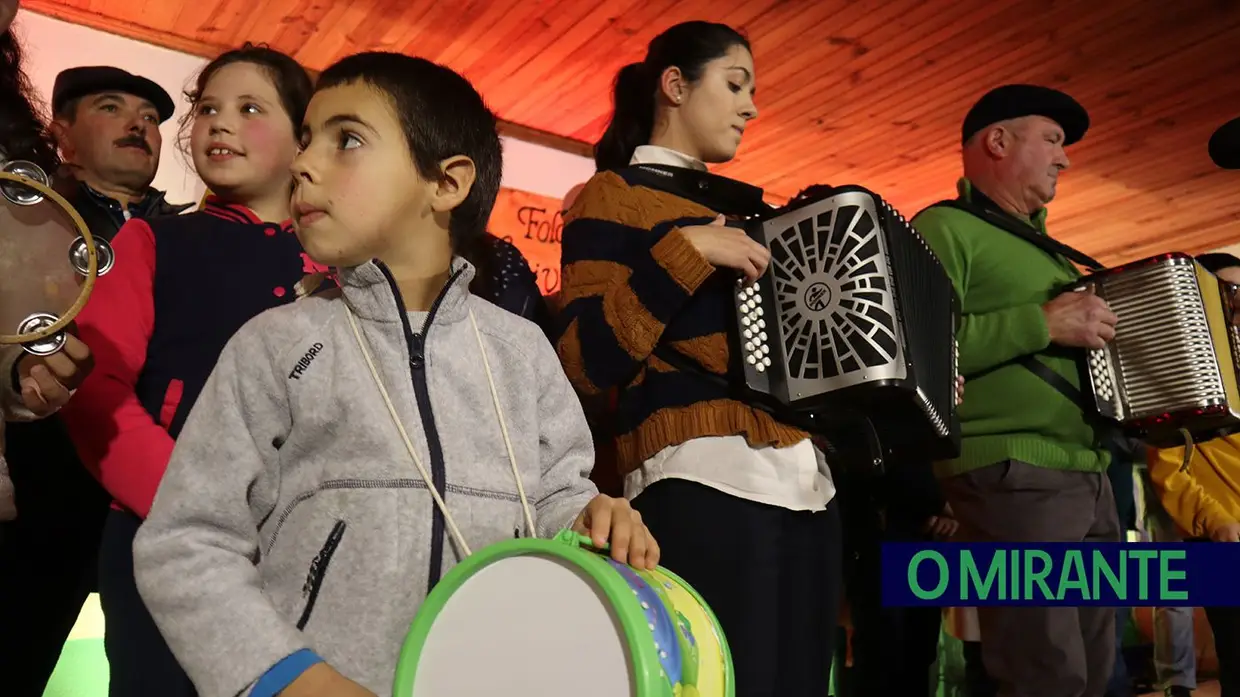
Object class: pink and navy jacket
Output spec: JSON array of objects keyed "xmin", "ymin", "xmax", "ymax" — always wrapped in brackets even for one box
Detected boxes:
[{"xmin": 61, "ymin": 196, "xmax": 327, "ymax": 518}]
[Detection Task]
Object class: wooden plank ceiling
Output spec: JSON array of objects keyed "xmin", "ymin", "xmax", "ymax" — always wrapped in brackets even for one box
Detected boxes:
[{"xmin": 22, "ymin": 0, "xmax": 1240, "ymax": 265}]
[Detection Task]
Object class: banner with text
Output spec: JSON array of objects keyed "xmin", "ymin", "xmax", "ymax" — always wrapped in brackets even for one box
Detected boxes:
[
  {"xmin": 881, "ymin": 542, "xmax": 1240, "ymax": 607},
  {"xmin": 487, "ymin": 187, "xmax": 565, "ymax": 296}
]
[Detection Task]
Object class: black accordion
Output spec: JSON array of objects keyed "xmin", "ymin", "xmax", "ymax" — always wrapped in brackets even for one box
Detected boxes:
[{"xmin": 733, "ymin": 185, "xmax": 962, "ymax": 460}]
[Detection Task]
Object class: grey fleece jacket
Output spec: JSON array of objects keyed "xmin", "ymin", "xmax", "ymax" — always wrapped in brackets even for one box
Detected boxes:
[{"xmin": 132, "ymin": 258, "xmax": 598, "ymax": 697}]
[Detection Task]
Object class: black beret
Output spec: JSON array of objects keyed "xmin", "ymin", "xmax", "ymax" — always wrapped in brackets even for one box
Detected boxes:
[
  {"xmin": 1196, "ymin": 252, "xmax": 1240, "ymax": 274},
  {"xmin": 1209, "ymin": 116, "xmax": 1240, "ymax": 170},
  {"xmin": 52, "ymin": 66, "xmax": 175, "ymax": 123},
  {"xmin": 962, "ymin": 84, "xmax": 1089, "ymax": 146}
]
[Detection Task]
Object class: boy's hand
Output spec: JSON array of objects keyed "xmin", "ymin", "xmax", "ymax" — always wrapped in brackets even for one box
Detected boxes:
[
  {"xmin": 955, "ymin": 375, "xmax": 965, "ymax": 406},
  {"xmin": 572, "ymin": 495, "xmax": 660, "ymax": 570},
  {"xmin": 1210, "ymin": 521, "xmax": 1240, "ymax": 542},
  {"xmin": 281, "ymin": 663, "xmax": 378, "ymax": 697},
  {"xmin": 17, "ymin": 334, "xmax": 93, "ymax": 416}
]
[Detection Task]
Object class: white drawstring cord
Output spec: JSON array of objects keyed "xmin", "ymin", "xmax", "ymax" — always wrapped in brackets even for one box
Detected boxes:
[
  {"xmin": 344, "ymin": 302, "xmax": 537, "ymax": 560},
  {"xmin": 468, "ymin": 309, "xmax": 538, "ymax": 538}
]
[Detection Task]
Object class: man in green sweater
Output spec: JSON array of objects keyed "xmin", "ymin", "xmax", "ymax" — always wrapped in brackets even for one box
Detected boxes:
[{"xmin": 913, "ymin": 84, "xmax": 1122, "ymax": 697}]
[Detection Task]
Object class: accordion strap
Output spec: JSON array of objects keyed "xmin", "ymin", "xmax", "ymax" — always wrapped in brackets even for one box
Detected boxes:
[
  {"xmin": 1017, "ymin": 355, "xmax": 1089, "ymax": 410},
  {"xmin": 926, "ymin": 199, "xmax": 1104, "ymax": 271},
  {"xmin": 618, "ymin": 164, "xmax": 771, "ymax": 218},
  {"xmin": 649, "ymin": 344, "xmax": 819, "ymax": 433},
  {"xmin": 649, "ymin": 344, "xmax": 891, "ymax": 469}
]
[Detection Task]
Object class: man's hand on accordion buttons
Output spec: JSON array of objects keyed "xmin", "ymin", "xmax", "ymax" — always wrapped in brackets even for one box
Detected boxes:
[
  {"xmin": 956, "ymin": 375, "xmax": 965, "ymax": 406},
  {"xmin": 1210, "ymin": 521, "xmax": 1240, "ymax": 543},
  {"xmin": 680, "ymin": 215, "xmax": 771, "ymax": 283},
  {"xmin": 1042, "ymin": 288, "xmax": 1118, "ymax": 350},
  {"xmin": 17, "ymin": 334, "xmax": 94, "ymax": 417}
]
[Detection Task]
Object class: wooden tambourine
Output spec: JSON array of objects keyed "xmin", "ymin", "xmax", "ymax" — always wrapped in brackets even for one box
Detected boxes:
[{"xmin": 0, "ymin": 161, "xmax": 112, "ymax": 356}]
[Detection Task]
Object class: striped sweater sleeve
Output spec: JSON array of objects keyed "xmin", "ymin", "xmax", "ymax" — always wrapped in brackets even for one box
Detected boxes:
[{"xmin": 556, "ymin": 172, "xmax": 718, "ymax": 395}]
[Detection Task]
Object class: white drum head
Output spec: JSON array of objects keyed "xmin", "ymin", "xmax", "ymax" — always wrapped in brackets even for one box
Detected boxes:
[{"xmin": 411, "ymin": 555, "xmax": 634, "ymax": 697}]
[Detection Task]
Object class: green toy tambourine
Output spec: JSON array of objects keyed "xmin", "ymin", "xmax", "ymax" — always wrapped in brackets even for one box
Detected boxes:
[{"xmin": 393, "ymin": 528, "xmax": 734, "ymax": 697}]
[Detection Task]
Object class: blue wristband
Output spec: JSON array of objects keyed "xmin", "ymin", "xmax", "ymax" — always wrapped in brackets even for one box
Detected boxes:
[{"xmin": 250, "ymin": 649, "xmax": 324, "ymax": 697}]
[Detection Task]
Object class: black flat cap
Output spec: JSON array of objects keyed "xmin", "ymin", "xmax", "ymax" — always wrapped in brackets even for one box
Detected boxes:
[
  {"xmin": 962, "ymin": 84, "xmax": 1089, "ymax": 146},
  {"xmin": 52, "ymin": 66, "xmax": 175, "ymax": 123},
  {"xmin": 1209, "ymin": 116, "xmax": 1240, "ymax": 170}
]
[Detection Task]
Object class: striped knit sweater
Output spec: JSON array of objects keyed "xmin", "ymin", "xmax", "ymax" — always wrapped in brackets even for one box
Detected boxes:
[{"xmin": 557, "ymin": 168, "xmax": 809, "ymax": 476}]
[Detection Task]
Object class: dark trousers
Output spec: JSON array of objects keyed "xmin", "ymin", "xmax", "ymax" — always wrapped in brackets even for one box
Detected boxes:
[
  {"xmin": 1206, "ymin": 606, "xmax": 1240, "ymax": 697},
  {"xmin": 1106, "ymin": 609, "xmax": 1134, "ymax": 697},
  {"xmin": 99, "ymin": 508, "xmax": 196, "ymax": 697},
  {"xmin": 964, "ymin": 640, "xmax": 999, "ymax": 697},
  {"xmin": 940, "ymin": 459, "xmax": 1121, "ymax": 697},
  {"xmin": 841, "ymin": 484, "xmax": 943, "ymax": 696},
  {"xmin": 632, "ymin": 478, "xmax": 842, "ymax": 697},
  {"xmin": 0, "ymin": 418, "xmax": 111, "ymax": 696}
]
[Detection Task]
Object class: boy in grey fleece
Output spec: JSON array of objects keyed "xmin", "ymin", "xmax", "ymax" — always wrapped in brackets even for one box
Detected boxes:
[{"xmin": 132, "ymin": 52, "xmax": 659, "ymax": 697}]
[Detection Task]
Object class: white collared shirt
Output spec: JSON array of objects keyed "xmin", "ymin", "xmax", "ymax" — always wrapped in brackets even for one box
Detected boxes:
[{"xmin": 622, "ymin": 146, "xmax": 835, "ymax": 512}]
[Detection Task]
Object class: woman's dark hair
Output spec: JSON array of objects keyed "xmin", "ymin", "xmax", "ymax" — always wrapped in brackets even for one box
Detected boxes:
[
  {"xmin": 0, "ymin": 30, "xmax": 60, "ymax": 173},
  {"xmin": 177, "ymin": 43, "xmax": 313, "ymax": 163},
  {"xmin": 1197, "ymin": 252, "xmax": 1240, "ymax": 274},
  {"xmin": 316, "ymin": 52, "xmax": 503, "ymax": 251},
  {"xmin": 594, "ymin": 21, "xmax": 750, "ymax": 172}
]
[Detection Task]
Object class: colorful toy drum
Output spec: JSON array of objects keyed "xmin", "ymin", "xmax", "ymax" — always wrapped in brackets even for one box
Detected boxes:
[{"xmin": 393, "ymin": 529, "xmax": 734, "ymax": 697}]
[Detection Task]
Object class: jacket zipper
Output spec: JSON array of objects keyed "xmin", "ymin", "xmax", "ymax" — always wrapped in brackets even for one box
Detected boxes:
[
  {"xmin": 376, "ymin": 261, "xmax": 465, "ymax": 593},
  {"xmin": 297, "ymin": 519, "xmax": 346, "ymax": 630}
]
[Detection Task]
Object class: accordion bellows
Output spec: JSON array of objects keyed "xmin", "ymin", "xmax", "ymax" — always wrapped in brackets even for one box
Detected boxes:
[
  {"xmin": 734, "ymin": 185, "xmax": 961, "ymax": 460},
  {"xmin": 1072, "ymin": 253, "xmax": 1240, "ymax": 441}
]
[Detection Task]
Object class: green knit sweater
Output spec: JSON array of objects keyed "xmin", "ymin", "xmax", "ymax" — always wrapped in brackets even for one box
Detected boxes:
[{"xmin": 912, "ymin": 178, "xmax": 1110, "ymax": 478}]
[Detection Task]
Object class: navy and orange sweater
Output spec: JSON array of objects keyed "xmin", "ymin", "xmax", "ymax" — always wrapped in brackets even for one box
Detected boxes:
[
  {"xmin": 557, "ymin": 169, "xmax": 808, "ymax": 475},
  {"xmin": 60, "ymin": 196, "xmax": 325, "ymax": 518}
]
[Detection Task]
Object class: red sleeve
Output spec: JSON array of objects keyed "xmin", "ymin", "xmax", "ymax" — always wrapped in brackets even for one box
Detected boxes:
[{"xmin": 60, "ymin": 219, "xmax": 174, "ymax": 519}]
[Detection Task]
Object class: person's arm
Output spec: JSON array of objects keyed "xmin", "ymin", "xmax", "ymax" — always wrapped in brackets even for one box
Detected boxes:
[
  {"xmin": 530, "ymin": 331, "xmax": 599, "ymax": 536},
  {"xmin": 1146, "ymin": 442, "xmax": 1238, "ymax": 539},
  {"xmin": 556, "ymin": 173, "xmax": 717, "ymax": 395},
  {"xmin": 132, "ymin": 323, "xmax": 312, "ymax": 697},
  {"xmin": 914, "ymin": 208, "xmax": 1052, "ymax": 376},
  {"xmin": 57, "ymin": 220, "xmax": 176, "ymax": 513},
  {"xmin": 0, "ymin": 345, "xmax": 34, "ymax": 422}
]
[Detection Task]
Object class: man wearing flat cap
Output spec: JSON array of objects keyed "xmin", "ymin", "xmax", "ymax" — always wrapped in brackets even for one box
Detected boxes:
[
  {"xmin": 912, "ymin": 84, "xmax": 1121, "ymax": 697},
  {"xmin": 0, "ymin": 64, "xmax": 189, "ymax": 694},
  {"xmin": 1210, "ymin": 116, "xmax": 1240, "ymax": 171},
  {"xmin": 48, "ymin": 65, "xmax": 191, "ymax": 235}
]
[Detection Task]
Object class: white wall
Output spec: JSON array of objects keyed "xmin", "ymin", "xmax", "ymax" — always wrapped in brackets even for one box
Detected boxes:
[
  {"xmin": 15, "ymin": 11, "xmax": 209, "ymax": 205},
  {"xmin": 12, "ymin": 10, "xmax": 594, "ymax": 207}
]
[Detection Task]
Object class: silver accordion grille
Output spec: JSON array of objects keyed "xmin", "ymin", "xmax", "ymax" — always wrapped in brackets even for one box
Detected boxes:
[
  {"xmin": 1086, "ymin": 260, "xmax": 1226, "ymax": 421},
  {"xmin": 753, "ymin": 190, "xmax": 908, "ymax": 400}
]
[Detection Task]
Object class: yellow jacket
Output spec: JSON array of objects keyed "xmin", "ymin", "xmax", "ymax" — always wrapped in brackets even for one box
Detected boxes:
[{"xmin": 1148, "ymin": 434, "xmax": 1240, "ymax": 538}]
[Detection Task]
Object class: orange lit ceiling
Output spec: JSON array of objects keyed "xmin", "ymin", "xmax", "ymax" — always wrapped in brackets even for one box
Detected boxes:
[{"xmin": 24, "ymin": 0, "xmax": 1240, "ymax": 264}]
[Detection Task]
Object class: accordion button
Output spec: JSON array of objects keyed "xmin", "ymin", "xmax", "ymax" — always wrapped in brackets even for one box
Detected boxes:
[
  {"xmin": 742, "ymin": 317, "xmax": 751, "ymax": 326},
  {"xmin": 744, "ymin": 329, "xmax": 754, "ymax": 339},
  {"xmin": 759, "ymin": 331, "xmax": 768, "ymax": 341},
  {"xmin": 756, "ymin": 363, "xmax": 766, "ymax": 373},
  {"xmin": 745, "ymin": 341, "xmax": 754, "ymax": 352},
  {"xmin": 747, "ymin": 355, "xmax": 757, "ymax": 365},
  {"xmin": 758, "ymin": 319, "xmax": 766, "ymax": 329},
  {"xmin": 763, "ymin": 356, "xmax": 771, "ymax": 367},
  {"xmin": 736, "ymin": 293, "xmax": 747, "ymax": 303},
  {"xmin": 756, "ymin": 306, "xmax": 764, "ymax": 317}
]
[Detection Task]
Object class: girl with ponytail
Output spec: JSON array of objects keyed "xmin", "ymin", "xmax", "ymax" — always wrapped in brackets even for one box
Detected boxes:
[{"xmin": 557, "ymin": 20, "xmax": 840, "ymax": 697}]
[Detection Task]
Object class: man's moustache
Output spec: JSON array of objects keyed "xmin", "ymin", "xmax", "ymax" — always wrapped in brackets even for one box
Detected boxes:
[{"xmin": 114, "ymin": 137, "xmax": 152, "ymax": 154}]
